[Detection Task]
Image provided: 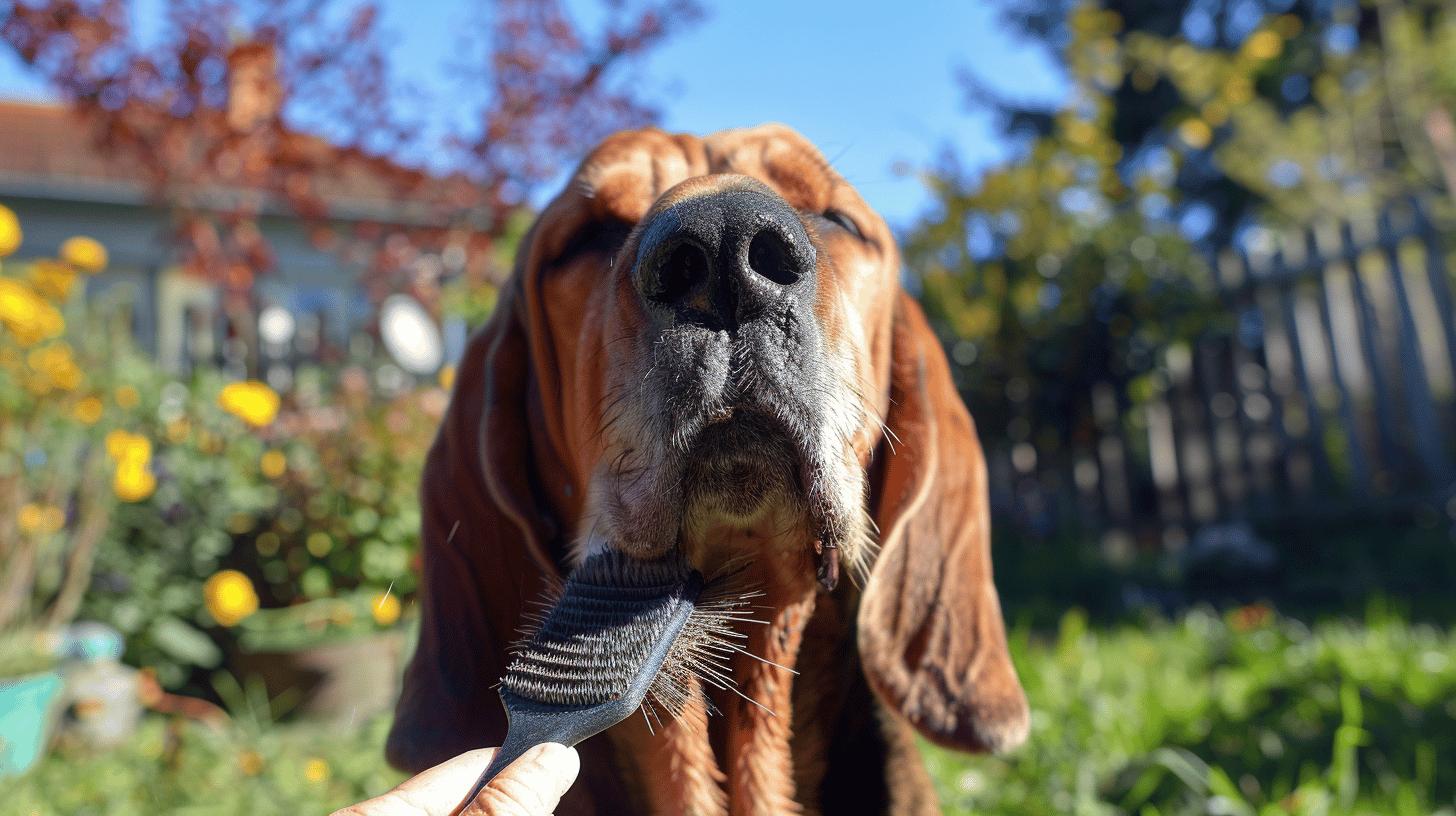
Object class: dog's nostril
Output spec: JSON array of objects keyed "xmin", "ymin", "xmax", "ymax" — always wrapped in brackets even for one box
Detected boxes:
[
  {"xmin": 747, "ymin": 228, "xmax": 800, "ymax": 286},
  {"xmin": 652, "ymin": 242, "xmax": 710, "ymax": 304}
]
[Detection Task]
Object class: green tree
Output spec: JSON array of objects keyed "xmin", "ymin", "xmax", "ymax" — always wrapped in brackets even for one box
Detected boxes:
[
  {"xmin": 906, "ymin": 6, "xmax": 1218, "ymax": 493},
  {"xmin": 981, "ymin": 0, "xmax": 1456, "ymax": 242},
  {"xmin": 909, "ymin": 0, "xmax": 1456, "ymax": 503}
]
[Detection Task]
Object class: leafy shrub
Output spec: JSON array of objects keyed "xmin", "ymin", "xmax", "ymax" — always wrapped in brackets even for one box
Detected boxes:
[
  {"xmin": 0, "ymin": 221, "xmax": 130, "ymax": 637},
  {"xmin": 1, "ymin": 205, "xmax": 441, "ymax": 689},
  {"xmin": 81, "ymin": 365, "xmax": 282, "ymax": 686},
  {"xmin": 5, "ymin": 694, "xmax": 404, "ymax": 815},
  {"xmin": 83, "ymin": 364, "xmax": 441, "ymax": 687},
  {"xmin": 239, "ymin": 373, "xmax": 443, "ymax": 609}
]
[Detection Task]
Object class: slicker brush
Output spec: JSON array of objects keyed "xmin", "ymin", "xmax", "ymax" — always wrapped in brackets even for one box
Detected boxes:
[{"xmin": 460, "ymin": 549, "xmax": 764, "ymax": 809}]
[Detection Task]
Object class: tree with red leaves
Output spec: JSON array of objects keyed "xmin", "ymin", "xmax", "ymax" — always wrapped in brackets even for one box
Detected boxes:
[{"xmin": 0, "ymin": 0, "xmax": 699, "ymax": 309}]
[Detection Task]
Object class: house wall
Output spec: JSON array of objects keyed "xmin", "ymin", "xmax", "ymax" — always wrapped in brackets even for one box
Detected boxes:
[{"xmin": 0, "ymin": 192, "xmax": 373, "ymax": 374}]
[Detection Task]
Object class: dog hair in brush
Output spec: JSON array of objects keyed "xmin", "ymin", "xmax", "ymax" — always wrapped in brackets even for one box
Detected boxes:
[{"xmin": 460, "ymin": 549, "xmax": 762, "ymax": 808}]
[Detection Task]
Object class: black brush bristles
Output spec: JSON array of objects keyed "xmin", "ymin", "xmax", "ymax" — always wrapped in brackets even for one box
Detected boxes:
[{"xmin": 463, "ymin": 549, "xmax": 766, "ymax": 808}]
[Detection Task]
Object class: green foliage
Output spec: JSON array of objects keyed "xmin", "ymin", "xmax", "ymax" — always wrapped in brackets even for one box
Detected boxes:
[
  {"xmin": 990, "ymin": 508, "xmax": 1456, "ymax": 631},
  {"xmin": 82, "ymin": 364, "xmax": 281, "ymax": 686},
  {"xmin": 3, "ymin": 206, "xmax": 438, "ymax": 689},
  {"xmin": 10, "ymin": 611, "xmax": 1453, "ymax": 814},
  {"xmin": 991, "ymin": 0, "xmax": 1456, "ymax": 242},
  {"xmin": 0, "ymin": 259, "xmax": 125, "ymax": 632},
  {"xmin": 0, "ymin": 629, "xmax": 55, "ymax": 679},
  {"xmin": 924, "ymin": 608, "xmax": 1456, "ymax": 815},
  {"xmin": 905, "ymin": 5, "xmax": 1221, "ymax": 455},
  {"xmin": 439, "ymin": 207, "xmax": 532, "ymax": 327},
  {"xmin": 243, "ymin": 379, "xmax": 439, "ymax": 610},
  {"xmin": 235, "ymin": 592, "xmax": 406, "ymax": 652},
  {"xmin": 79, "ymin": 365, "xmax": 440, "ymax": 688},
  {"xmin": 915, "ymin": 0, "xmax": 1456, "ymax": 438},
  {"xmin": 1123, "ymin": 1, "xmax": 1456, "ymax": 228},
  {"xmin": 5, "ymin": 709, "xmax": 404, "ymax": 815}
]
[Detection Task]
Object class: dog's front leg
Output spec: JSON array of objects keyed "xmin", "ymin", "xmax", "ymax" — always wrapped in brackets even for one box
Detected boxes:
[
  {"xmin": 606, "ymin": 685, "xmax": 727, "ymax": 816},
  {"xmin": 724, "ymin": 589, "xmax": 816, "ymax": 816}
]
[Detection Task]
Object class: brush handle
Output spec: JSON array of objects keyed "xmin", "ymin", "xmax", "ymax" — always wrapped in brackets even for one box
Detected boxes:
[
  {"xmin": 460, "ymin": 729, "xmax": 540, "ymax": 810},
  {"xmin": 459, "ymin": 696, "xmax": 599, "ymax": 812}
]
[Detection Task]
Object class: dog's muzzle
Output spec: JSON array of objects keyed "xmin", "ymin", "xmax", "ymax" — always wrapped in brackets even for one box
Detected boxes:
[{"xmin": 626, "ymin": 180, "xmax": 840, "ymax": 588}]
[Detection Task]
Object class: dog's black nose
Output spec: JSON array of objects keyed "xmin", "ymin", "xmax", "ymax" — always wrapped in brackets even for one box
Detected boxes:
[{"xmin": 633, "ymin": 183, "xmax": 815, "ymax": 331}]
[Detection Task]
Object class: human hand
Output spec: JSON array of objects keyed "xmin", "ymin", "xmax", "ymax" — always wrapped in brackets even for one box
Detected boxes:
[{"xmin": 332, "ymin": 743, "xmax": 580, "ymax": 816}]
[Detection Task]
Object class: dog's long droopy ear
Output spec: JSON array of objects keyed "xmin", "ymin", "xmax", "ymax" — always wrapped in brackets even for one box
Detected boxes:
[
  {"xmin": 858, "ymin": 291, "xmax": 1029, "ymax": 755},
  {"xmin": 385, "ymin": 286, "xmax": 559, "ymax": 773}
]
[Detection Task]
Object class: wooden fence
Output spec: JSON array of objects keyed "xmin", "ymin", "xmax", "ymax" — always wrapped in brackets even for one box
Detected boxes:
[{"xmin": 986, "ymin": 198, "xmax": 1456, "ymax": 551}]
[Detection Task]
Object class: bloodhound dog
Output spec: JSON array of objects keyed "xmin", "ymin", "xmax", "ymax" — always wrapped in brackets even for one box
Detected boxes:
[{"xmin": 386, "ymin": 125, "xmax": 1029, "ymax": 815}]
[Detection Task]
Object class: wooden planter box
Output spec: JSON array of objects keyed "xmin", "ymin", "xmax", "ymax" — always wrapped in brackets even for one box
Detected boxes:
[{"xmin": 232, "ymin": 631, "xmax": 404, "ymax": 724}]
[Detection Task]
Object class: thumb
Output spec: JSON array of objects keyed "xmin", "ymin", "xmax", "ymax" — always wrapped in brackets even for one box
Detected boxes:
[{"xmin": 461, "ymin": 743, "xmax": 581, "ymax": 816}]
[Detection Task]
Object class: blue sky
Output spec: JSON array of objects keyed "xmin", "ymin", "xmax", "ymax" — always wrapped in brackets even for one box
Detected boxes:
[{"xmin": 0, "ymin": 0, "xmax": 1066, "ymax": 229}]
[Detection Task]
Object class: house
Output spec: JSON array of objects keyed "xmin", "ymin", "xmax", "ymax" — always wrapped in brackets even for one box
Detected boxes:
[{"xmin": 0, "ymin": 94, "xmax": 476, "ymax": 382}]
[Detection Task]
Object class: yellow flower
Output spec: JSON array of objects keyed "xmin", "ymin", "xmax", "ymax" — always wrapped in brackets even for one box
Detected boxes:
[
  {"xmin": 17, "ymin": 503, "xmax": 47, "ymax": 535},
  {"xmin": 114, "ymin": 385, "xmax": 140, "ymax": 408},
  {"xmin": 203, "ymin": 570, "xmax": 259, "ymax": 627},
  {"xmin": 259, "ymin": 450, "xmax": 287, "ymax": 479},
  {"xmin": 218, "ymin": 380, "xmax": 280, "ymax": 427},
  {"xmin": 28, "ymin": 260, "xmax": 76, "ymax": 300},
  {"xmin": 438, "ymin": 364, "xmax": 456, "ymax": 390},
  {"xmin": 105, "ymin": 430, "xmax": 151, "ymax": 463},
  {"xmin": 73, "ymin": 396, "xmax": 103, "ymax": 424},
  {"xmin": 104, "ymin": 429, "xmax": 129, "ymax": 458},
  {"xmin": 28, "ymin": 343, "xmax": 82, "ymax": 391},
  {"xmin": 303, "ymin": 757, "xmax": 330, "ymax": 784},
  {"xmin": 59, "ymin": 236, "xmax": 108, "ymax": 273},
  {"xmin": 371, "ymin": 592, "xmax": 402, "ymax": 626},
  {"xmin": 237, "ymin": 750, "xmax": 264, "ymax": 777},
  {"xmin": 0, "ymin": 204, "xmax": 20, "ymax": 258},
  {"xmin": 0, "ymin": 279, "xmax": 64, "ymax": 346},
  {"xmin": 113, "ymin": 459, "xmax": 157, "ymax": 502}
]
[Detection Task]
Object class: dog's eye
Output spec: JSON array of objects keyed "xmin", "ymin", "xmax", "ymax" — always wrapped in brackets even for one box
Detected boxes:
[
  {"xmin": 551, "ymin": 219, "xmax": 631, "ymax": 267},
  {"xmin": 821, "ymin": 209, "xmax": 864, "ymax": 241}
]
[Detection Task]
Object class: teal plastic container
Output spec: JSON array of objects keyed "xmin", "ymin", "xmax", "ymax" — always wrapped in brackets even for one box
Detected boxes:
[{"xmin": 0, "ymin": 670, "xmax": 63, "ymax": 777}]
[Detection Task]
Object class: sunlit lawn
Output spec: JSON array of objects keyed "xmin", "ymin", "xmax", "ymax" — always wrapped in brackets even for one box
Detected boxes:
[
  {"xmin": 926, "ymin": 605, "xmax": 1456, "ymax": 815},
  {"xmin": 8, "ymin": 606, "xmax": 1454, "ymax": 815}
]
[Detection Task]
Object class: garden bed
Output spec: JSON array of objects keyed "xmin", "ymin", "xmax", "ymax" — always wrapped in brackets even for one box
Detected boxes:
[{"xmin": 7, "ymin": 607, "xmax": 1453, "ymax": 815}]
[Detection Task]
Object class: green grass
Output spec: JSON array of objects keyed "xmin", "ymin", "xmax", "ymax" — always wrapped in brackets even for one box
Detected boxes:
[
  {"xmin": 5, "ymin": 684, "xmax": 408, "ymax": 816},
  {"xmin": 8, "ymin": 607, "xmax": 1455, "ymax": 815},
  {"xmin": 926, "ymin": 605, "xmax": 1456, "ymax": 815}
]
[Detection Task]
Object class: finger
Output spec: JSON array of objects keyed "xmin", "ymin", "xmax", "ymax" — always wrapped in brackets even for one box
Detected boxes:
[
  {"xmin": 461, "ymin": 743, "xmax": 580, "ymax": 816},
  {"xmin": 332, "ymin": 748, "xmax": 497, "ymax": 816}
]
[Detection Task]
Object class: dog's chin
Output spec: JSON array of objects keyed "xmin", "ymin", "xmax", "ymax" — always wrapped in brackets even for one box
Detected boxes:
[
  {"xmin": 596, "ymin": 406, "xmax": 842, "ymax": 591},
  {"xmin": 681, "ymin": 413, "xmax": 801, "ymax": 518},
  {"xmin": 672, "ymin": 411, "xmax": 823, "ymax": 585}
]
